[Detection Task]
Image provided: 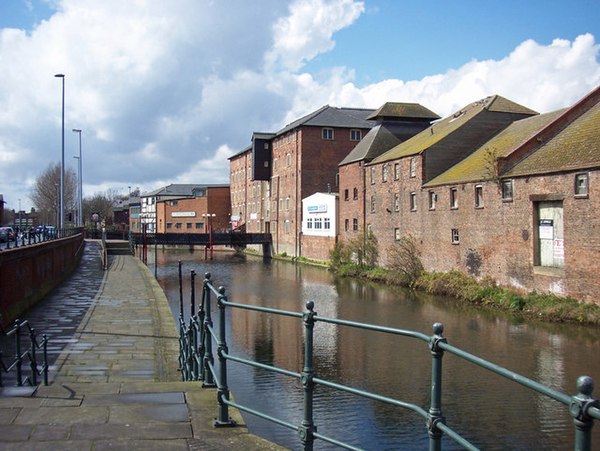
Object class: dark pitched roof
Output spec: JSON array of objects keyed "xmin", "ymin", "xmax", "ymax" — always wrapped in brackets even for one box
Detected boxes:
[
  {"xmin": 276, "ymin": 105, "xmax": 375, "ymax": 136},
  {"xmin": 365, "ymin": 102, "xmax": 440, "ymax": 121},
  {"xmin": 370, "ymin": 95, "xmax": 538, "ymax": 165},
  {"xmin": 228, "ymin": 144, "xmax": 252, "ymax": 161},
  {"xmin": 142, "ymin": 183, "xmax": 229, "ymax": 197},
  {"xmin": 339, "ymin": 124, "xmax": 403, "ymax": 166}
]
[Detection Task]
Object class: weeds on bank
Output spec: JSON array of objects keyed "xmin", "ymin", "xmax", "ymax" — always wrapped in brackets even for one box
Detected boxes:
[{"xmin": 329, "ymin": 235, "xmax": 600, "ymax": 327}]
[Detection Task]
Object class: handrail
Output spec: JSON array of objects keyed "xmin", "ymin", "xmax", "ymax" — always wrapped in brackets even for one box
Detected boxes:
[
  {"xmin": 0, "ymin": 318, "xmax": 49, "ymax": 388},
  {"xmin": 0, "ymin": 227, "xmax": 81, "ymax": 252},
  {"xmin": 178, "ymin": 270, "xmax": 599, "ymax": 450}
]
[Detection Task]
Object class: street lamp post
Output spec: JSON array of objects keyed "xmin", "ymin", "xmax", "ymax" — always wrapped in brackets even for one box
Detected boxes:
[
  {"xmin": 55, "ymin": 74, "xmax": 65, "ymax": 230},
  {"xmin": 202, "ymin": 213, "xmax": 216, "ymax": 260},
  {"xmin": 72, "ymin": 129, "xmax": 83, "ymax": 227}
]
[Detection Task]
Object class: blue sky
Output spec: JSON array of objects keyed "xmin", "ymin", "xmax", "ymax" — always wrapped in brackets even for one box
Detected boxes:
[
  {"xmin": 305, "ymin": 0, "xmax": 600, "ymax": 83},
  {"xmin": 0, "ymin": 0, "xmax": 598, "ymax": 212}
]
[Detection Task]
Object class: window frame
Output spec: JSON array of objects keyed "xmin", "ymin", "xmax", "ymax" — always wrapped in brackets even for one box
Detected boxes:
[
  {"xmin": 370, "ymin": 195, "xmax": 376, "ymax": 213},
  {"xmin": 450, "ymin": 187, "xmax": 458, "ymax": 209},
  {"xmin": 322, "ymin": 128, "xmax": 334, "ymax": 140},
  {"xmin": 474, "ymin": 185, "xmax": 484, "ymax": 208},
  {"xmin": 428, "ymin": 191, "xmax": 437, "ymax": 210},
  {"xmin": 410, "ymin": 192, "xmax": 417, "ymax": 211},
  {"xmin": 409, "ymin": 158, "xmax": 416, "ymax": 178},
  {"xmin": 350, "ymin": 129, "xmax": 362, "ymax": 141},
  {"xmin": 501, "ymin": 179, "xmax": 513, "ymax": 202},
  {"xmin": 394, "ymin": 163, "xmax": 400, "ymax": 180},
  {"xmin": 574, "ymin": 172, "xmax": 589, "ymax": 198},
  {"xmin": 451, "ymin": 228, "xmax": 460, "ymax": 244}
]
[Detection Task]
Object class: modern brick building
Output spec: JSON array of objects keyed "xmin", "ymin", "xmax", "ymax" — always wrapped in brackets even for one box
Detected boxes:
[{"xmin": 141, "ymin": 184, "xmax": 230, "ymax": 234}]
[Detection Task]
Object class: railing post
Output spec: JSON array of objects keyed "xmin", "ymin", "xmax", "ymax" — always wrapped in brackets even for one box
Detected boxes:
[
  {"xmin": 570, "ymin": 375, "xmax": 598, "ymax": 451},
  {"xmin": 14, "ymin": 320, "xmax": 23, "ymax": 386},
  {"xmin": 428, "ymin": 322, "xmax": 447, "ymax": 451},
  {"xmin": 43, "ymin": 335, "xmax": 48, "ymax": 386},
  {"xmin": 202, "ymin": 273, "xmax": 216, "ymax": 387},
  {"xmin": 29, "ymin": 326, "xmax": 37, "ymax": 386},
  {"xmin": 299, "ymin": 301, "xmax": 317, "ymax": 450},
  {"xmin": 178, "ymin": 261, "xmax": 183, "ymax": 319},
  {"xmin": 214, "ymin": 286, "xmax": 236, "ymax": 427},
  {"xmin": 197, "ymin": 273, "xmax": 208, "ymax": 382}
]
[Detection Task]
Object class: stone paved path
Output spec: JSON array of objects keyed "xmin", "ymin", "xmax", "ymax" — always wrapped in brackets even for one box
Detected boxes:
[{"xmin": 0, "ymin": 241, "xmax": 283, "ymax": 450}]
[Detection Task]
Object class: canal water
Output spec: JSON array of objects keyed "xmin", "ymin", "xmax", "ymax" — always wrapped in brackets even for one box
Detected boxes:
[{"xmin": 149, "ymin": 248, "xmax": 600, "ymax": 450}]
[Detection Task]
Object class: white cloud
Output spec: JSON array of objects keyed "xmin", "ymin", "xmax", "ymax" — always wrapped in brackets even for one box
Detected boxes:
[
  {"xmin": 266, "ymin": 0, "xmax": 364, "ymax": 72},
  {"xmin": 321, "ymin": 33, "xmax": 600, "ymax": 117},
  {"xmin": 0, "ymin": 0, "xmax": 598, "ymax": 214}
]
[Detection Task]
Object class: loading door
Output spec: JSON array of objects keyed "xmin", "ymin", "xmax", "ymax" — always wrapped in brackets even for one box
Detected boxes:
[{"xmin": 537, "ymin": 201, "xmax": 564, "ymax": 268}]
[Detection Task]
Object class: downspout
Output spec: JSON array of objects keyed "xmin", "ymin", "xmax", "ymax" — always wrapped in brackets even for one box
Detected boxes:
[
  {"xmin": 295, "ymin": 129, "xmax": 300, "ymax": 258},
  {"xmin": 362, "ymin": 161, "xmax": 367, "ymax": 255}
]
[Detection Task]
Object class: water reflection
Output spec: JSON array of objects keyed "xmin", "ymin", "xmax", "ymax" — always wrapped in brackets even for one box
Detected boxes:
[{"xmin": 149, "ymin": 248, "xmax": 600, "ymax": 450}]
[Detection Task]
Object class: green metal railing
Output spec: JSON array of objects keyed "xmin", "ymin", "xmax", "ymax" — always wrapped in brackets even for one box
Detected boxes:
[
  {"xmin": 0, "ymin": 318, "xmax": 49, "ymax": 388},
  {"xmin": 178, "ymin": 270, "xmax": 599, "ymax": 450}
]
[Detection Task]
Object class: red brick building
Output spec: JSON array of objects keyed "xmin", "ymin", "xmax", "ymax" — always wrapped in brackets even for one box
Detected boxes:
[
  {"xmin": 338, "ymin": 102, "xmax": 439, "ymax": 242},
  {"xmin": 230, "ymin": 106, "xmax": 375, "ymax": 257},
  {"xmin": 364, "ymin": 88, "xmax": 600, "ymax": 303},
  {"xmin": 140, "ymin": 184, "xmax": 230, "ymax": 234}
]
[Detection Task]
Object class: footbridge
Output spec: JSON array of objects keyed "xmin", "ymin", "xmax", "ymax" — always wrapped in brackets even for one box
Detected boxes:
[{"xmin": 128, "ymin": 231, "xmax": 273, "ymax": 256}]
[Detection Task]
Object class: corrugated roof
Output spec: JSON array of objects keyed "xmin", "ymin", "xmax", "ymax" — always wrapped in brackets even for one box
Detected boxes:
[
  {"xmin": 424, "ymin": 110, "xmax": 565, "ymax": 187},
  {"xmin": 504, "ymin": 100, "xmax": 600, "ymax": 177},
  {"xmin": 365, "ymin": 102, "xmax": 440, "ymax": 121},
  {"xmin": 370, "ymin": 95, "xmax": 537, "ymax": 165}
]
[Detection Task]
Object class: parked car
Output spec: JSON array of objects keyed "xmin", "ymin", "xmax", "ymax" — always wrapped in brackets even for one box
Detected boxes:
[{"xmin": 0, "ymin": 227, "xmax": 15, "ymax": 242}]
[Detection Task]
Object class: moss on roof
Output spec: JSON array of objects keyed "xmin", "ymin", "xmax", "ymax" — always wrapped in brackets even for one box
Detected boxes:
[
  {"xmin": 504, "ymin": 101, "xmax": 600, "ymax": 177},
  {"xmin": 370, "ymin": 95, "xmax": 536, "ymax": 165},
  {"xmin": 365, "ymin": 102, "xmax": 440, "ymax": 121},
  {"xmin": 424, "ymin": 110, "xmax": 564, "ymax": 187}
]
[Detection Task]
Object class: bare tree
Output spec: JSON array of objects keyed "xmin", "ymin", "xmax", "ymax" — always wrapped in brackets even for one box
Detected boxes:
[
  {"xmin": 30, "ymin": 163, "xmax": 77, "ymax": 226},
  {"xmin": 83, "ymin": 191, "xmax": 116, "ymax": 226}
]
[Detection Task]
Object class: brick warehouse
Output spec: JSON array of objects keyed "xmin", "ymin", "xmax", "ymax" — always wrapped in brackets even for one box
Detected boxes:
[
  {"xmin": 338, "ymin": 102, "xmax": 440, "ymax": 242},
  {"xmin": 366, "ymin": 87, "xmax": 600, "ymax": 303},
  {"xmin": 228, "ymin": 86, "xmax": 599, "ymax": 303},
  {"xmin": 229, "ymin": 105, "xmax": 375, "ymax": 256}
]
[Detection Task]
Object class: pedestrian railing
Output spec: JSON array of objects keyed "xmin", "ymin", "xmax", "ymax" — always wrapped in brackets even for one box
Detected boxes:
[
  {"xmin": 178, "ymin": 269, "xmax": 599, "ymax": 450},
  {"xmin": 1, "ymin": 227, "xmax": 81, "ymax": 251},
  {"xmin": 0, "ymin": 318, "xmax": 49, "ymax": 388}
]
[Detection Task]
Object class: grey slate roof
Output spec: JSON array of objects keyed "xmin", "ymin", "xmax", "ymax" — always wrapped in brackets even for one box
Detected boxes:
[
  {"xmin": 142, "ymin": 183, "xmax": 229, "ymax": 198},
  {"xmin": 275, "ymin": 105, "xmax": 375, "ymax": 136}
]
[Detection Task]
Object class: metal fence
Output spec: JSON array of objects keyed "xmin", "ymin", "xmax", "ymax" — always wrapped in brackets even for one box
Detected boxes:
[
  {"xmin": 0, "ymin": 227, "xmax": 80, "ymax": 251},
  {"xmin": 178, "ymin": 269, "xmax": 600, "ymax": 450},
  {"xmin": 0, "ymin": 319, "xmax": 48, "ymax": 388}
]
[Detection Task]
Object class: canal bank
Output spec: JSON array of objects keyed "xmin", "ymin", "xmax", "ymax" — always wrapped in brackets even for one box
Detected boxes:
[{"xmin": 0, "ymin": 248, "xmax": 283, "ymax": 450}]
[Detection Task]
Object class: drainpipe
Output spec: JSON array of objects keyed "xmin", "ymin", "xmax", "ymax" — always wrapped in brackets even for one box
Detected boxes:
[
  {"xmin": 362, "ymin": 161, "xmax": 367, "ymax": 254},
  {"xmin": 295, "ymin": 130, "xmax": 300, "ymax": 258}
]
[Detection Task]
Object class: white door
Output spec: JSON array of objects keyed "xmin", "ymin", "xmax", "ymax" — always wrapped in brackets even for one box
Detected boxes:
[{"xmin": 537, "ymin": 201, "xmax": 564, "ymax": 268}]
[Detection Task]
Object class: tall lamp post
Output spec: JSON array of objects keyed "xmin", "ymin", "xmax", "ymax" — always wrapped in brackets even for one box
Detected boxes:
[
  {"xmin": 72, "ymin": 129, "xmax": 83, "ymax": 227},
  {"xmin": 54, "ymin": 74, "xmax": 65, "ymax": 229},
  {"xmin": 202, "ymin": 213, "xmax": 216, "ymax": 260}
]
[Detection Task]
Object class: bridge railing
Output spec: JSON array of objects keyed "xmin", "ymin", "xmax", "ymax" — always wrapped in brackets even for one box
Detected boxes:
[
  {"xmin": 0, "ymin": 318, "xmax": 48, "ymax": 388},
  {"xmin": 178, "ymin": 271, "xmax": 599, "ymax": 451},
  {"xmin": 130, "ymin": 231, "xmax": 272, "ymax": 246}
]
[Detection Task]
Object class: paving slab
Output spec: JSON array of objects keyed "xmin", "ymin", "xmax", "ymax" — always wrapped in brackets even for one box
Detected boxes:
[{"xmin": 0, "ymin": 243, "xmax": 286, "ymax": 450}]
